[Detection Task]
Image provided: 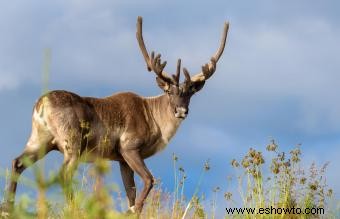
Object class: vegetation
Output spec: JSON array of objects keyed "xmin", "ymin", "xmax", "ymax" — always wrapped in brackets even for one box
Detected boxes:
[
  {"xmin": 226, "ymin": 141, "xmax": 337, "ymax": 219},
  {"xmin": 0, "ymin": 141, "xmax": 337, "ymax": 218}
]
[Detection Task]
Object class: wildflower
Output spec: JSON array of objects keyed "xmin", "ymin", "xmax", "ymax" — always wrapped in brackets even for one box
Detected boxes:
[
  {"xmin": 321, "ymin": 162, "xmax": 330, "ymax": 173},
  {"xmin": 309, "ymin": 182, "xmax": 318, "ymax": 191},
  {"xmin": 204, "ymin": 160, "xmax": 210, "ymax": 171},
  {"xmin": 192, "ymin": 195, "xmax": 199, "ymax": 204},
  {"xmin": 278, "ymin": 152, "xmax": 285, "ymax": 161},
  {"xmin": 272, "ymin": 166, "xmax": 279, "ymax": 174},
  {"xmin": 283, "ymin": 159, "xmax": 291, "ymax": 167},
  {"xmin": 327, "ymin": 189, "xmax": 333, "ymax": 197},
  {"xmin": 213, "ymin": 186, "xmax": 220, "ymax": 192},
  {"xmin": 290, "ymin": 148, "xmax": 301, "ymax": 163},
  {"xmin": 266, "ymin": 140, "xmax": 278, "ymax": 151},
  {"xmin": 253, "ymin": 152, "xmax": 265, "ymax": 165},
  {"xmin": 231, "ymin": 159, "xmax": 239, "ymax": 168},
  {"xmin": 172, "ymin": 153, "xmax": 178, "ymax": 161},
  {"xmin": 300, "ymin": 177, "xmax": 306, "ymax": 185},
  {"xmin": 251, "ymin": 169, "xmax": 261, "ymax": 178},
  {"xmin": 224, "ymin": 192, "xmax": 232, "ymax": 201},
  {"xmin": 248, "ymin": 148, "xmax": 256, "ymax": 158},
  {"xmin": 241, "ymin": 158, "xmax": 250, "ymax": 168},
  {"xmin": 271, "ymin": 159, "xmax": 280, "ymax": 174}
]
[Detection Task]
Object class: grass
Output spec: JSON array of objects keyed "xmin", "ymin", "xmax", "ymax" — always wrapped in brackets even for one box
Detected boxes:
[
  {"xmin": 225, "ymin": 140, "xmax": 337, "ymax": 219},
  {"xmin": 0, "ymin": 141, "xmax": 338, "ymax": 219}
]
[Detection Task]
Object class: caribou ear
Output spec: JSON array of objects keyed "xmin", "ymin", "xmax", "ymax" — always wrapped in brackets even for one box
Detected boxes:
[{"xmin": 156, "ymin": 77, "xmax": 170, "ymax": 92}]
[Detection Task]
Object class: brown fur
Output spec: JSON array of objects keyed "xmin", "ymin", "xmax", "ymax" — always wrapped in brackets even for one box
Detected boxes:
[
  {"xmin": 30, "ymin": 90, "xmax": 180, "ymax": 160},
  {"xmin": 4, "ymin": 90, "xmax": 183, "ymax": 213}
]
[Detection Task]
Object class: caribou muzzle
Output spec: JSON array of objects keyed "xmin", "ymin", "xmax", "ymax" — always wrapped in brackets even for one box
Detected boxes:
[{"xmin": 174, "ymin": 106, "xmax": 188, "ymax": 119}]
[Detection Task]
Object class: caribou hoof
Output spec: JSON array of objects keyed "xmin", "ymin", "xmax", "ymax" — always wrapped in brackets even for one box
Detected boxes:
[
  {"xmin": 125, "ymin": 205, "xmax": 143, "ymax": 216},
  {"xmin": 126, "ymin": 206, "xmax": 138, "ymax": 215},
  {"xmin": 125, "ymin": 205, "xmax": 136, "ymax": 214}
]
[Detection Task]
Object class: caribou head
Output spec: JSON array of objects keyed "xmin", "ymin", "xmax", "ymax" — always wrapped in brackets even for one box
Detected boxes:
[{"xmin": 136, "ymin": 16, "xmax": 229, "ymax": 119}]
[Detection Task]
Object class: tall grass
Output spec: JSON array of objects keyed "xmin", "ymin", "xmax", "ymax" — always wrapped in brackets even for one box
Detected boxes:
[
  {"xmin": 226, "ymin": 140, "xmax": 336, "ymax": 219},
  {"xmin": 0, "ymin": 141, "xmax": 338, "ymax": 218}
]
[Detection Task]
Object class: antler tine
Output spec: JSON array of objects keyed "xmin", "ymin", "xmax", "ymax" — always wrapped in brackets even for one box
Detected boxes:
[
  {"xmin": 136, "ymin": 16, "xmax": 175, "ymax": 85},
  {"xmin": 182, "ymin": 67, "xmax": 192, "ymax": 91},
  {"xmin": 136, "ymin": 16, "xmax": 152, "ymax": 71},
  {"xmin": 190, "ymin": 21, "xmax": 229, "ymax": 83},
  {"xmin": 213, "ymin": 21, "xmax": 229, "ymax": 62},
  {"xmin": 172, "ymin": 59, "xmax": 181, "ymax": 86}
]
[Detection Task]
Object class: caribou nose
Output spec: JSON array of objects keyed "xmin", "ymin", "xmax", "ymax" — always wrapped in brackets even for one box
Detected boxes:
[
  {"xmin": 178, "ymin": 107, "xmax": 187, "ymax": 113},
  {"xmin": 175, "ymin": 106, "xmax": 188, "ymax": 118},
  {"xmin": 183, "ymin": 108, "xmax": 188, "ymax": 115}
]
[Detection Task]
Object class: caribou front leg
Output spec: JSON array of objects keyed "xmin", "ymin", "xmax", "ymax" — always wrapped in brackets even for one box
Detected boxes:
[{"xmin": 120, "ymin": 149, "xmax": 154, "ymax": 214}]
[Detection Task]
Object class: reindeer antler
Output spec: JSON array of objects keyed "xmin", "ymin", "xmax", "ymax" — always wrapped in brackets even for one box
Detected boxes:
[
  {"xmin": 136, "ymin": 16, "xmax": 179, "ymax": 85},
  {"xmin": 137, "ymin": 16, "xmax": 229, "ymax": 90},
  {"xmin": 184, "ymin": 22, "xmax": 229, "ymax": 84}
]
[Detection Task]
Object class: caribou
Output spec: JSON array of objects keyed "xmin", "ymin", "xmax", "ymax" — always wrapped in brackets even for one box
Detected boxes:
[{"xmin": 3, "ymin": 16, "xmax": 229, "ymax": 214}]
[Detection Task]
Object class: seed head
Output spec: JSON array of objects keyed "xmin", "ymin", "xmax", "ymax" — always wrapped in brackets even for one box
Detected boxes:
[
  {"xmin": 300, "ymin": 177, "xmax": 306, "ymax": 185},
  {"xmin": 283, "ymin": 159, "xmax": 291, "ymax": 167},
  {"xmin": 271, "ymin": 159, "xmax": 280, "ymax": 174},
  {"xmin": 290, "ymin": 148, "xmax": 301, "ymax": 163},
  {"xmin": 253, "ymin": 152, "xmax": 265, "ymax": 165},
  {"xmin": 248, "ymin": 148, "xmax": 256, "ymax": 158},
  {"xmin": 213, "ymin": 186, "xmax": 220, "ymax": 193},
  {"xmin": 231, "ymin": 159, "xmax": 240, "ymax": 168},
  {"xmin": 172, "ymin": 153, "xmax": 178, "ymax": 161},
  {"xmin": 309, "ymin": 182, "xmax": 318, "ymax": 191},
  {"xmin": 241, "ymin": 158, "xmax": 250, "ymax": 168},
  {"xmin": 204, "ymin": 160, "xmax": 210, "ymax": 171},
  {"xmin": 266, "ymin": 140, "xmax": 278, "ymax": 151},
  {"xmin": 224, "ymin": 192, "xmax": 232, "ymax": 201},
  {"xmin": 278, "ymin": 152, "xmax": 285, "ymax": 161},
  {"xmin": 327, "ymin": 189, "xmax": 333, "ymax": 197}
]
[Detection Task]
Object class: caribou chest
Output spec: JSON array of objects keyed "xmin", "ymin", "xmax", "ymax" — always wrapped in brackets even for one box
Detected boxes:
[{"xmin": 152, "ymin": 118, "xmax": 182, "ymax": 153}]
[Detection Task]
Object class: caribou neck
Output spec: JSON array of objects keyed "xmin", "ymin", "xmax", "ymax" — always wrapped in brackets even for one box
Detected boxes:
[{"xmin": 144, "ymin": 94, "xmax": 182, "ymax": 143}]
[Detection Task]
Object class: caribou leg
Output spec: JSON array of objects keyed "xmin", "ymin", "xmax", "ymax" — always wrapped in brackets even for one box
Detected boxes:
[
  {"xmin": 120, "ymin": 149, "xmax": 154, "ymax": 214},
  {"xmin": 119, "ymin": 161, "xmax": 136, "ymax": 213},
  {"xmin": 5, "ymin": 146, "xmax": 53, "ymax": 211},
  {"xmin": 58, "ymin": 155, "xmax": 79, "ymax": 201}
]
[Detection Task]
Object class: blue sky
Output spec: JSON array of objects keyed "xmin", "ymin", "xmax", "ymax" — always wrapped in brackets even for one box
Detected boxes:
[{"xmin": 0, "ymin": 0, "xmax": 339, "ymax": 212}]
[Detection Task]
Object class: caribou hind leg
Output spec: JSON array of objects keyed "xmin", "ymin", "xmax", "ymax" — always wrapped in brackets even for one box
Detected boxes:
[
  {"xmin": 119, "ymin": 161, "xmax": 136, "ymax": 213},
  {"xmin": 4, "ymin": 137, "xmax": 55, "ymax": 210},
  {"xmin": 120, "ymin": 149, "xmax": 154, "ymax": 214},
  {"xmin": 2, "ymin": 107, "xmax": 56, "ymax": 211}
]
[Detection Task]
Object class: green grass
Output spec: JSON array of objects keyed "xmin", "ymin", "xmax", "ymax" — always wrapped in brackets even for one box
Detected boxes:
[{"xmin": 0, "ymin": 141, "xmax": 338, "ymax": 219}]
